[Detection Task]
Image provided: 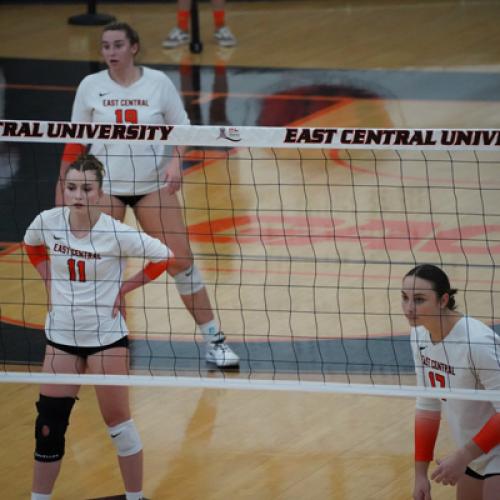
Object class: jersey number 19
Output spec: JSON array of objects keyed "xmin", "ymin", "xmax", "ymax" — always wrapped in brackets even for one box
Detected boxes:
[{"xmin": 115, "ymin": 109, "xmax": 138, "ymax": 124}]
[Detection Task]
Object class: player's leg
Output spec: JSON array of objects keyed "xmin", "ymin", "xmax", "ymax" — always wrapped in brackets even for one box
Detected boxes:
[
  {"xmin": 162, "ymin": 0, "xmax": 191, "ymax": 49},
  {"xmin": 483, "ymin": 475, "xmax": 500, "ymax": 500},
  {"xmin": 32, "ymin": 346, "xmax": 83, "ymax": 498},
  {"xmin": 456, "ymin": 472, "xmax": 482, "ymax": 500},
  {"xmin": 87, "ymin": 346, "xmax": 143, "ymax": 499},
  {"xmin": 211, "ymin": 0, "xmax": 237, "ymax": 47},
  {"xmin": 135, "ymin": 188, "xmax": 212, "ymax": 325},
  {"xmin": 98, "ymin": 192, "xmax": 127, "ymax": 221},
  {"xmin": 134, "ymin": 188, "xmax": 239, "ymax": 367}
]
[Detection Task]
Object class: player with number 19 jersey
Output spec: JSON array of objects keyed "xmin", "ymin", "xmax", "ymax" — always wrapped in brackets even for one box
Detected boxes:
[
  {"xmin": 71, "ymin": 67, "xmax": 190, "ymax": 196},
  {"xmin": 411, "ymin": 316, "xmax": 500, "ymax": 475},
  {"xmin": 24, "ymin": 206, "xmax": 172, "ymax": 347}
]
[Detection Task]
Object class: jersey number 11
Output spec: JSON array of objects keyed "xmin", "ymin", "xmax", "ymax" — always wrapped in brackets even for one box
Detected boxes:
[{"xmin": 67, "ymin": 258, "xmax": 86, "ymax": 282}]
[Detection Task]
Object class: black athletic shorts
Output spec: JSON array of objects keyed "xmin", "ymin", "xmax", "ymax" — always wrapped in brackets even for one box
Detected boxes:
[
  {"xmin": 465, "ymin": 466, "xmax": 500, "ymax": 480},
  {"xmin": 46, "ymin": 336, "xmax": 129, "ymax": 359},
  {"xmin": 114, "ymin": 194, "xmax": 147, "ymax": 208}
]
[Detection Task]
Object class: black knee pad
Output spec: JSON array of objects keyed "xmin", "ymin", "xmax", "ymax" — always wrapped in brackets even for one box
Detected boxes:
[{"xmin": 34, "ymin": 394, "xmax": 76, "ymax": 463}]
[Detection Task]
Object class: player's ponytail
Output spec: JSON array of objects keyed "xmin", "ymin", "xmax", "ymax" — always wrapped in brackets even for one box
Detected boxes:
[
  {"xmin": 405, "ymin": 264, "xmax": 458, "ymax": 310},
  {"xmin": 67, "ymin": 154, "xmax": 105, "ymax": 188}
]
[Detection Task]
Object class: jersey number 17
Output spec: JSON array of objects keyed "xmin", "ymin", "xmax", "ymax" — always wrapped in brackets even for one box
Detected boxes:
[{"xmin": 428, "ymin": 371, "xmax": 446, "ymax": 388}]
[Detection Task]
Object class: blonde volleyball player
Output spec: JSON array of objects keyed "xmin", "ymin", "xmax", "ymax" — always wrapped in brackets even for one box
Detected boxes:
[
  {"xmin": 56, "ymin": 22, "xmax": 239, "ymax": 368},
  {"xmin": 26, "ymin": 155, "xmax": 173, "ymax": 500},
  {"xmin": 401, "ymin": 264, "xmax": 500, "ymax": 500}
]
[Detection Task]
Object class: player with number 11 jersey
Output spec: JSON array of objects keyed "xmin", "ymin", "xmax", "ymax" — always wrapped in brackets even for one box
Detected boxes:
[{"xmin": 25, "ymin": 205, "xmax": 171, "ymax": 347}]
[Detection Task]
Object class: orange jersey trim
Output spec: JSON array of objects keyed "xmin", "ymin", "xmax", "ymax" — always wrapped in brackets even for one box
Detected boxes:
[
  {"xmin": 415, "ymin": 411, "xmax": 440, "ymax": 462},
  {"xmin": 144, "ymin": 259, "xmax": 171, "ymax": 280},
  {"xmin": 25, "ymin": 244, "xmax": 49, "ymax": 267},
  {"xmin": 473, "ymin": 413, "xmax": 500, "ymax": 453},
  {"xmin": 62, "ymin": 143, "xmax": 86, "ymax": 163}
]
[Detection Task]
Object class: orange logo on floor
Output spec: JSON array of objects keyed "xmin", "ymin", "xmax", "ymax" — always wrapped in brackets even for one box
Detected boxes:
[{"xmin": 189, "ymin": 216, "xmax": 500, "ymax": 254}]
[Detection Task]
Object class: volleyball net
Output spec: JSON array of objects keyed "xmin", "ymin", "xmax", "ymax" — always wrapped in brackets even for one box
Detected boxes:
[{"xmin": 1, "ymin": 120, "xmax": 499, "ymax": 400}]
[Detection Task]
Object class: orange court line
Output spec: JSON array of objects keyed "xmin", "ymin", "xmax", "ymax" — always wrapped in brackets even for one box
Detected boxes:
[
  {"xmin": 184, "ymin": 90, "xmax": 354, "ymax": 102},
  {"xmin": 0, "ymin": 83, "xmax": 77, "ymax": 92},
  {"xmin": 285, "ymin": 97, "xmax": 354, "ymax": 127},
  {"xmin": 0, "ymin": 315, "xmax": 43, "ymax": 330},
  {"xmin": 0, "ymin": 81, "xmax": 358, "ymax": 103},
  {"xmin": 0, "ymin": 242, "xmax": 22, "ymax": 256}
]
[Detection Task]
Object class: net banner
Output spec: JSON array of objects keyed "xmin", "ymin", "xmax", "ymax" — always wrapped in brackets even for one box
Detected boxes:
[{"xmin": 1, "ymin": 120, "xmax": 500, "ymax": 150}]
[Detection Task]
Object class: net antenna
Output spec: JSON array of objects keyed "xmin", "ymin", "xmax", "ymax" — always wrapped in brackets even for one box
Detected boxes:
[
  {"xmin": 189, "ymin": 0, "xmax": 203, "ymax": 54},
  {"xmin": 1, "ymin": 120, "xmax": 500, "ymax": 402}
]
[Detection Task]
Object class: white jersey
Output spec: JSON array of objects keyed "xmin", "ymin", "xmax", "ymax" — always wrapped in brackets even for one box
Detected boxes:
[
  {"xmin": 24, "ymin": 207, "xmax": 172, "ymax": 347},
  {"xmin": 71, "ymin": 67, "xmax": 190, "ymax": 195},
  {"xmin": 411, "ymin": 316, "xmax": 500, "ymax": 475}
]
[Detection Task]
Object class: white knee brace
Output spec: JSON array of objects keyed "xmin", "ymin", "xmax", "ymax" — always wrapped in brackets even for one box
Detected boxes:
[
  {"xmin": 174, "ymin": 264, "xmax": 205, "ymax": 296},
  {"xmin": 108, "ymin": 419, "xmax": 142, "ymax": 457}
]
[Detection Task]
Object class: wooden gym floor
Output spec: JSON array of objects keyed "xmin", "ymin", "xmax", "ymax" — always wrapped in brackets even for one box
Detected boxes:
[{"xmin": 0, "ymin": 1, "xmax": 500, "ymax": 498}]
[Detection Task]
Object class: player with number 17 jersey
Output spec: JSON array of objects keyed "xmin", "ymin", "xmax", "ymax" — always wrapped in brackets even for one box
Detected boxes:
[
  {"xmin": 24, "ymin": 206, "xmax": 172, "ymax": 347},
  {"xmin": 71, "ymin": 67, "xmax": 190, "ymax": 196},
  {"xmin": 411, "ymin": 316, "xmax": 500, "ymax": 475}
]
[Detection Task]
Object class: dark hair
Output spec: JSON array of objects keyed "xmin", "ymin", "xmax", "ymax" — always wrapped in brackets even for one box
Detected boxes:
[
  {"xmin": 102, "ymin": 21, "xmax": 140, "ymax": 49},
  {"xmin": 67, "ymin": 154, "xmax": 105, "ymax": 188},
  {"xmin": 405, "ymin": 264, "xmax": 458, "ymax": 310}
]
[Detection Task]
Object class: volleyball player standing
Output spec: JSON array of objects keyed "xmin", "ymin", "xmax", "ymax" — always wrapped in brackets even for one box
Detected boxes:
[
  {"xmin": 28, "ymin": 155, "xmax": 172, "ymax": 500},
  {"xmin": 401, "ymin": 264, "xmax": 500, "ymax": 500},
  {"xmin": 56, "ymin": 22, "xmax": 239, "ymax": 368}
]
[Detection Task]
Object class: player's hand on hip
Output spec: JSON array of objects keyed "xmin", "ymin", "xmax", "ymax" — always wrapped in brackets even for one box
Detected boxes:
[
  {"xmin": 164, "ymin": 157, "xmax": 182, "ymax": 194},
  {"xmin": 44, "ymin": 276, "xmax": 52, "ymax": 312},
  {"xmin": 113, "ymin": 290, "xmax": 127, "ymax": 319}
]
